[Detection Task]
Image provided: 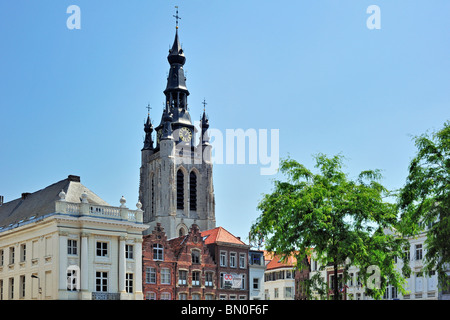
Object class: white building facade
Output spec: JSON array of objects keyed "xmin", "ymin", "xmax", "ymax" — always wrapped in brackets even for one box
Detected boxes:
[
  {"xmin": 248, "ymin": 250, "xmax": 266, "ymax": 300},
  {"xmin": 309, "ymin": 227, "xmax": 439, "ymax": 300},
  {"xmin": 0, "ymin": 175, "xmax": 148, "ymax": 300}
]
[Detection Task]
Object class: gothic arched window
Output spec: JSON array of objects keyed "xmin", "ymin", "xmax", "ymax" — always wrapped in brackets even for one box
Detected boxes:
[
  {"xmin": 190, "ymin": 171, "xmax": 197, "ymax": 211},
  {"xmin": 177, "ymin": 169, "xmax": 184, "ymax": 210}
]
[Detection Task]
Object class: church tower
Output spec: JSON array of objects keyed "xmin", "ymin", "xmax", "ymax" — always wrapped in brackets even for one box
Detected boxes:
[{"xmin": 139, "ymin": 13, "xmax": 216, "ymax": 239}]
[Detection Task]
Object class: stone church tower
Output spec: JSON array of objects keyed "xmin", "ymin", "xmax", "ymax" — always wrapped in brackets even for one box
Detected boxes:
[{"xmin": 139, "ymin": 23, "xmax": 216, "ymax": 239}]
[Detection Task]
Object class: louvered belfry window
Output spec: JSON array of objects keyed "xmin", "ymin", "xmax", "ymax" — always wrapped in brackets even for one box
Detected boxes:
[
  {"xmin": 190, "ymin": 171, "xmax": 197, "ymax": 211},
  {"xmin": 177, "ymin": 169, "xmax": 184, "ymax": 210}
]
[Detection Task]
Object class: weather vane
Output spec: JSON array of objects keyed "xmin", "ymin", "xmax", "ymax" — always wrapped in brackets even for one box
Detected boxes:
[{"xmin": 173, "ymin": 6, "xmax": 181, "ymax": 29}]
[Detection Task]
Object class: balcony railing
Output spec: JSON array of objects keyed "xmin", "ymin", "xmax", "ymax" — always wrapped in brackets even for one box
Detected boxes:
[
  {"xmin": 92, "ymin": 292, "xmax": 121, "ymax": 300},
  {"xmin": 56, "ymin": 200, "xmax": 143, "ymax": 223}
]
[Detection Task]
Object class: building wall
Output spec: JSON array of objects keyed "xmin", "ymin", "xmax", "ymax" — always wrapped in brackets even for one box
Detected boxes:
[
  {"xmin": 0, "ymin": 200, "xmax": 147, "ymax": 300},
  {"xmin": 249, "ymin": 250, "xmax": 266, "ymax": 300},
  {"xmin": 264, "ymin": 267, "xmax": 296, "ymax": 300},
  {"xmin": 209, "ymin": 243, "xmax": 249, "ymax": 300}
]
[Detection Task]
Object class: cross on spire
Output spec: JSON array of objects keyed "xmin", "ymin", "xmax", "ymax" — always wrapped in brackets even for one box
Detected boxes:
[
  {"xmin": 202, "ymin": 98, "xmax": 207, "ymax": 112},
  {"xmin": 173, "ymin": 6, "xmax": 181, "ymax": 29},
  {"xmin": 146, "ymin": 103, "xmax": 152, "ymax": 115}
]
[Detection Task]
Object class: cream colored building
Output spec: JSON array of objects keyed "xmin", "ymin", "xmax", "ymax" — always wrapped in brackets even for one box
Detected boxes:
[
  {"xmin": 309, "ymin": 226, "xmax": 439, "ymax": 300},
  {"xmin": 0, "ymin": 175, "xmax": 148, "ymax": 300}
]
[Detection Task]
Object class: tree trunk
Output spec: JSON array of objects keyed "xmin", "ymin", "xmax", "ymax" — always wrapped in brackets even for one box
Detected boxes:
[{"xmin": 333, "ymin": 263, "xmax": 339, "ymax": 300}]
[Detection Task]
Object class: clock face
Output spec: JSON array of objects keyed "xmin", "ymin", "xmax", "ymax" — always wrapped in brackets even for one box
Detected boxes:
[{"xmin": 179, "ymin": 127, "xmax": 192, "ymax": 142}]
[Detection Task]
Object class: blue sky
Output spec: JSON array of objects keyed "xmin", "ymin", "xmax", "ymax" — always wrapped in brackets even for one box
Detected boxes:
[{"xmin": 0, "ymin": 0, "xmax": 449, "ymax": 243}]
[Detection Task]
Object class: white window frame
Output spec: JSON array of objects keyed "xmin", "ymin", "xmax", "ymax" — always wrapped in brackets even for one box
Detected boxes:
[
  {"xmin": 230, "ymin": 252, "xmax": 237, "ymax": 268},
  {"xmin": 96, "ymin": 242, "xmax": 108, "ymax": 257},
  {"xmin": 125, "ymin": 273, "xmax": 134, "ymax": 293},
  {"xmin": 239, "ymin": 253, "xmax": 246, "ymax": 269},
  {"xmin": 125, "ymin": 244, "xmax": 134, "ymax": 260},
  {"xmin": 161, "ymin": 268, "xmax": 171, "ymax": 285},
  {"xmin": 67, "ymin": 239, "xmax": 77, "ymax": 255},
  {"xmin": 220, "ymin": 251, "xmax": 227, "ymax": 267}
]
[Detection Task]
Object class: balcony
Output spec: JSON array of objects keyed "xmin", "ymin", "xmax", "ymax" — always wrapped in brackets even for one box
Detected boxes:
[
  {"xmin": 55, "ymin": 200, "xmax": 143, "ymax": 223},
  {"xmin": 92, "ymin": 292, "xmax": 121, "ymax": 300}
]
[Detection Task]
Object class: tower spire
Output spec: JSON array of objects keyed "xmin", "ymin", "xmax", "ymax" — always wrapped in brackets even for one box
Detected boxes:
[{"xmin": 142, "ymin": 103, "xmax": 154, "ymax": 151}]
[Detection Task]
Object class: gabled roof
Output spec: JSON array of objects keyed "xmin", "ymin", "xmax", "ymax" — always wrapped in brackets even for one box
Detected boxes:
[
  {"xmin": 200, "ymin": 226, "xmax": 247, "ymax": 246},
  {"xmin": 0, "ymin": 175, "xmax": 109, "ymax": 229},
  {"xmin": 266, "ymin": 253, "xmax": 297, "ymax": 271}
]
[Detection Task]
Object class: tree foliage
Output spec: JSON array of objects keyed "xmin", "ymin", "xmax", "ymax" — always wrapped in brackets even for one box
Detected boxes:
[
  {"xmin": 398, "ymin": 120, "xmax": 450, "ymax": 285},
  {"xmin": 250, "ymin": 153, "xmax": 408, "ymax": 300}
]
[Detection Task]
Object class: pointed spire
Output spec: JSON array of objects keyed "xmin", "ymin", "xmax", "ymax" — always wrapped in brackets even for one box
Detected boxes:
[
  {"xmin": 143, "ymin": 104, "xmax": 154, "ymax": 151},
  {"xmin": 201, "ymin": 99, "xmax": 210, "ymax": 146}
]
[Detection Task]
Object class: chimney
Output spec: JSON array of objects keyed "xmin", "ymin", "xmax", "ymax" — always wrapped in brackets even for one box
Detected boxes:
[
  {"xmin": 21, "ymin": 193, "xmax": 31, "ymax": 200},
  {"xmin": 0, "ymin": 195, "xmax": 4, "ymax": 206},
  {"xmin": 68, "ymin": 175, "xmax": 81, "ymax": 182}
]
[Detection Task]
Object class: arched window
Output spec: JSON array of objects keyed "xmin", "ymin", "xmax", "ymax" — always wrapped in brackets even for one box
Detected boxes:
[
  {"xmin": 177, "ymin": 169, "xmax": 184, "ymax": 210},
  {"xmin": 151, "ymin": 173, "xmax": 155, "ymax": 217},
  {"xmin": 190, "ymin": 171, "xmax": 197, "ymax": 211}
]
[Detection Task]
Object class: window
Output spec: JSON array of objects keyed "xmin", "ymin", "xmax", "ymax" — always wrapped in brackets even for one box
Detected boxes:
[
  {"xmin": 153, "ymin": 244, "xmax": 164, "ymax": 261},
  {"xmin": 192, "ymin": 250, "xmax": 200, "ymax": 264},
  {"xmin": 205, "ymin": 272, "xmax": 213, "ymax": 287},
  {"xmin": 161, "ymin": 268, "xmax": 171, "ymax": 284},
  {"xmin": 241, "ymin": 274, "xmax": 246, "ymax": 290},
  {"xmin": 239, "ymin": 253, "xmax": 246, "ymax": 268},
  {"xmin": 189, "ymin": 172, "xmax": 197, "ymax": 211},
  {"xmin": 179, "ymin": 293, "xmax": 187, "ymax": 300},
  {"xmin": 20, "ymin": 244, "xmax": 26, "ymax": 262},
  {"xmin": 253, "ymin": 278, "xmax": 260, "ymax": 290},
  {"xmin": 179, "ymin": 270, "xmax": 187, "ymax": 285},
  {"xmin": 9, "ymin": 278, "xmax": 14, "ymax": 299},
  {"xmin": 192, "ymin": 271, "xmax": 201, "ymax": 286},
  {"xmin": 205, "ymin": 294, "xmax": 214, "ymax": 300},
  {"xmin": 96, "ymin": 242, "xmax": 108, "ymax": 257},
  {"xmin": 230, "ymin": 252, "xmax": 237, "ymax": 268},
  {"xmin": 96, "ymin": 272, "xmax": 108, "ymax": 292},
  {"xmin": 274, "ymin": 288, "xmax": 279, "ymax": 298},
  {"xmin": 391, "ymin": 286, "xmax": 398, "ymax": 299},
  {"xmin": 219, "ymin": 294, "xmax": 227, "ymax": 300},
  {"xmin": 125, "ymin": 245, "xmax": 134, "ymax": 259},
  {"xmin": 177, "ymin": 169, "xmax": 184, "ymax": 210},
  {"xmin": 9, "ymin": 247, "xmax": 15, "ymax": 265},
  {"xmin": 285, "ymin": 287, "xmax": 293, "ymax": 298},
  {"xmin": 68, "ymin": 240, "xmax": 77, "ymax": 255},
  {"xmin": 126, "ymin": 273, "xmax": 134, "ymax": 293},
  {"xmin": 0, "ymin": 250, "xmax": 3, "ymax": 266},
  {"xmin": 250, "ymin": 253, "xmax": 261, "ymax": 266},
  {"xmin": 415, "ymin": 244, "xmax": 423, "ymax": 260},
  {"xmin": 146, "ymin": 267, "xmax": 156, "ymax": 284},
  {"xmin": 404, "ymin": 247, "xmax": 411, "ymax": 261},
  {"xmin": 146, "ymin": 292, "xmax": 156, "ymax": 300},
  {"xmin": 220, "ymin": 251, "xmax": 227, "ymax": 267},
  {"xmin": 151, "ymin": 174, "xmax": 155, "ymax": 217},
  {"xmin": 160, "ymin": 292, "xmax": 171, "ymax": 300},
  {"xmin": 192, "ymin": 293, "xmax": 201, "ymax": 300},
  {"xmin": 67, "ymin": 266, "xmax": 79, "ymax": 291},
  {"xmin": 20, "ymin": 275, "xmax": 25, "ymax": 298}
]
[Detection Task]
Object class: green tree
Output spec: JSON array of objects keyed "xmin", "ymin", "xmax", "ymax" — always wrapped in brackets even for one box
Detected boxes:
[
  {"xmin": 250, "ymin": 154, "xmax": 408, "ymax": 300},
  {"xmin": 398, "ymin": 121, "xmax": 450, "ymax": 289}
]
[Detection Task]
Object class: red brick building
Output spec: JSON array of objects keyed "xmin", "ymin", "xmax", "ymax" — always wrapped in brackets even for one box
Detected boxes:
[
  {"xmin": 142, "ymin": 223, "xmax": 177, "ymax": 300},
  {"xmin": 169, "ymin": 224, "xmax": 217, "ymax": 300},
  {"xmin": 142, "ymin": 224, "xmax": 250, "ymax": 300},
  {"xmin": 201, "ymin": 227, "xmax": 250, "ymax": 300}
]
